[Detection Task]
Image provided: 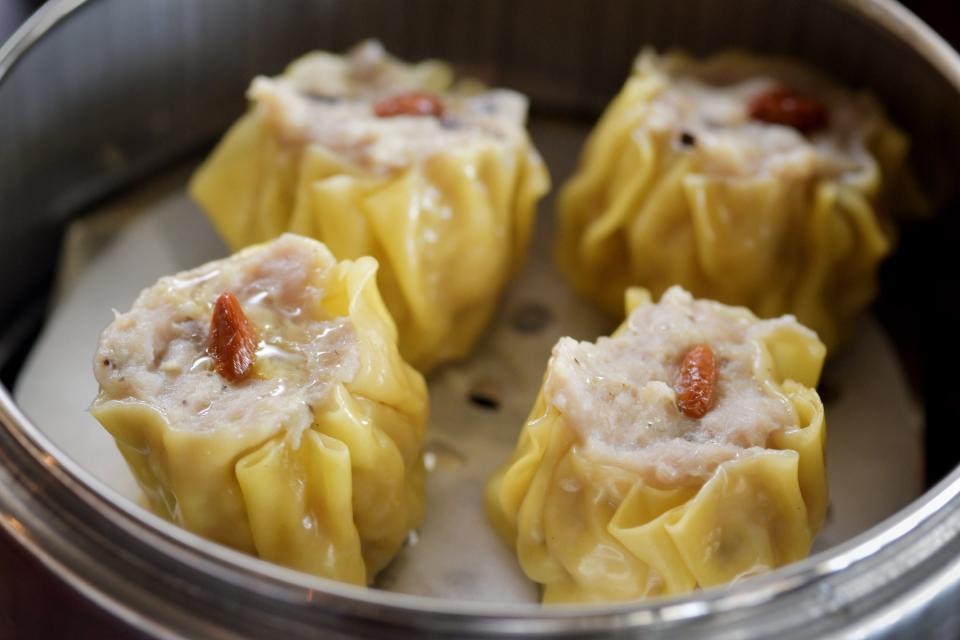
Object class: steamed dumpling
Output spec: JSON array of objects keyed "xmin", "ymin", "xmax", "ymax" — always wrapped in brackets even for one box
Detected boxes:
[
  {"xmin": 486, "ymin": 286, "xmax": 827, "ymax": 603},
  {"xmin": 92, "ymin": 234, "xmax": 427, "ymax": 584},
  {"xmin": 191, "ymin": 41, "xmax": 550, "ymax": 372},
  {"xmin": 557, "ymin": 50, "xmax": 912, "ymax": 350}
]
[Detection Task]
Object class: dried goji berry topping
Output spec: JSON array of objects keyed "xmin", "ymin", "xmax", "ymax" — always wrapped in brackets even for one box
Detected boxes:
[
  {"xmin": 372, "ymin": 91, "xmax": 445, "ymax": 118},
  {"xmin": 747, "ymin": 86, "xmax": 828, "ymax": 134},
  {"xmin": 675, "ymin": 344, "xmax": 718, "ymax": 419},
  {"xmin": 208, "ymin": 292, "xmax": 259, "ymax": 382}
]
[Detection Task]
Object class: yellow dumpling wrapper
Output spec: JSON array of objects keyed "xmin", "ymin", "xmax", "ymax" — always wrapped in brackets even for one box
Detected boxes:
[
  {"xmin": 557, "ymin": 50, "xmax": 913, "ymax": 350},
  {"xmin": 91, "ymin": 234, "xmax": 428, "ymax": 585},
  {"xmin": 190, "ymin": 41, "xmax": 550, "ymax": 372},
  {"xmin": 485, "ymin": 287, "xmax": 827, "ymax": 603}
]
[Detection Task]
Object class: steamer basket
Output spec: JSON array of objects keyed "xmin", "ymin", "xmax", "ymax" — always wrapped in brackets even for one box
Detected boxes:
[{"xmin": 3, "ymin": 1, "xmax": 960, "ymax": 637}]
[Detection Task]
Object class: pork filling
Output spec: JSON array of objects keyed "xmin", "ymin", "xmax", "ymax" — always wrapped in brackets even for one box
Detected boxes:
[
  {"xmin": 643, "ymin": 60, "xmax": 874, "ymax": 182},
  {"xmin": 94, "ymin": 235, "xmax": 359, "ymax": 441},
  {"xmin": 544, "ymin": 287, "xmax": 814, "ymax": 487},
  {"xmin": 249, "ymin": 40, "xmax": 530, "ymax": 170}
]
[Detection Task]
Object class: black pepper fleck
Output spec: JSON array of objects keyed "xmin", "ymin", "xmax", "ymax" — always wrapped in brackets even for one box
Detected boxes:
[
  {"xmin": 679, "ymin": 131, "xmax": 696, "ymax": 147},
  {"xmin": 302, "ymin": 92, "xmax": 339, "ymax": 104}
]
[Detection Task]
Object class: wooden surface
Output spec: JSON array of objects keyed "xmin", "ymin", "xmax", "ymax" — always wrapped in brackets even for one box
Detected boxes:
[
  {"xmin": 1, "ymin": 0, "xmax": 959, "ymax": 637},
  {"xmin": 0, "ymin": 528, "xmax": 141, "ymax": 638}
]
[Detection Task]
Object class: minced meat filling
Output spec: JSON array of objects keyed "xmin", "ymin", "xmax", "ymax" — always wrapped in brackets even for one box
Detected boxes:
[
  {"xmin": 644, "ymin": 68, "xmax": 873, "ymax": 182},
  {"xmin": 249, "ymin": 40, "xmax": 530, "ymax": 171},
  {"xmin": 544, "ymin": 287, "xmax": 813, "ymax": 487},
  {"xmin": 94, "ymin": 235, "xmax": 359, "ymax": 439}
]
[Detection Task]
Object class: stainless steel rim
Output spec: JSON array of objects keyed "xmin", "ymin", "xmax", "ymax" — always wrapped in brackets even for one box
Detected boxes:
[{"xmin": 3, "ymin": 0, "xmax": 960, "ymax": 637}]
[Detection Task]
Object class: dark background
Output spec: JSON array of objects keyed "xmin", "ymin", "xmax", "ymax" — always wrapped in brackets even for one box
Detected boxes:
[{"xmin": 2, "ymin": 0, "xmax": 960, "ymax": 637}]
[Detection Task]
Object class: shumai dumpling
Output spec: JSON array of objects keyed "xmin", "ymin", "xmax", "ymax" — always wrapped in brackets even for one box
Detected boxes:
[
  {"xmin": 91, "ymin": 234, "xmax": 427, "ymax": 585},
  {"xmin": 557, "ymin": 50, "xmax": 913, "ymax": 350},
  {"xmin": 486, "ymin": 286, "xmax": 827, "ymax": 603},
  {"xmin": 191, "ymin": 40, "xmax": 550, "ymax": 372}
]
